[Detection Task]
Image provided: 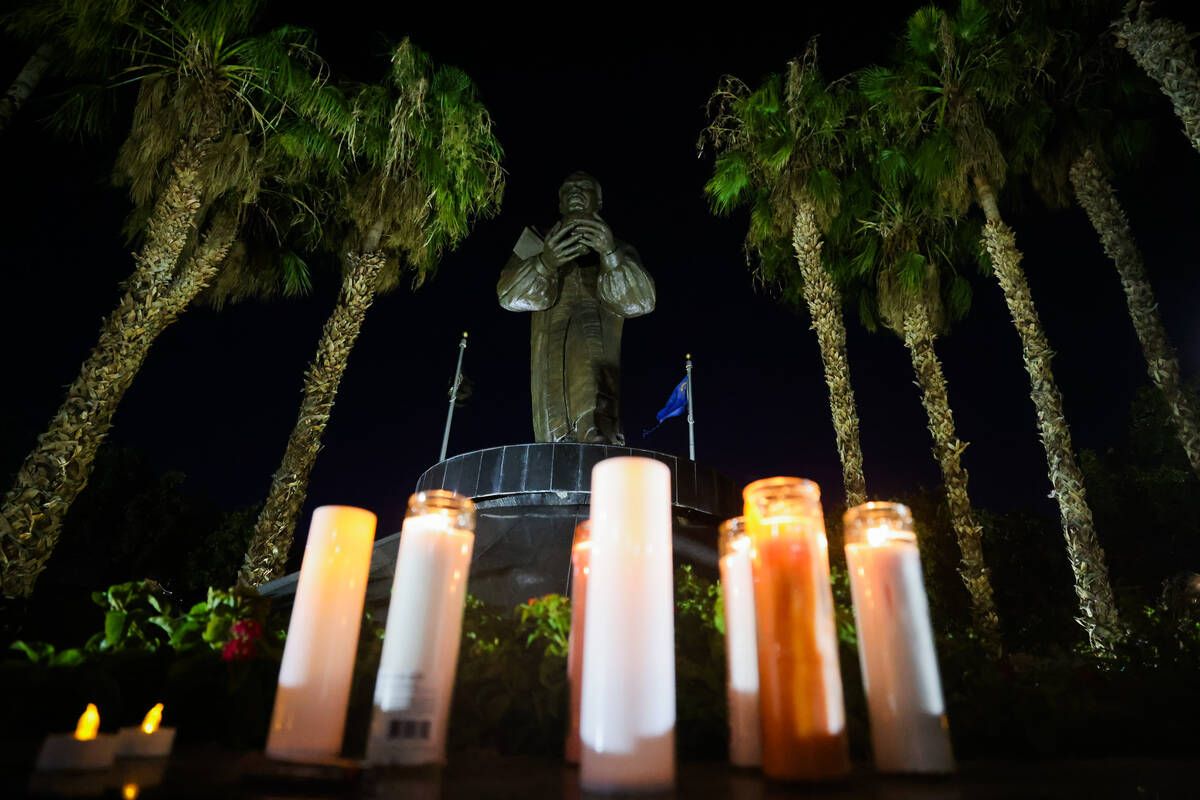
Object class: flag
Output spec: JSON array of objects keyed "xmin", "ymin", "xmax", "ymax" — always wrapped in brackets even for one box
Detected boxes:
[{"xmin": 643, "ymin": 377, "xmax": 688, "ymax": 437}]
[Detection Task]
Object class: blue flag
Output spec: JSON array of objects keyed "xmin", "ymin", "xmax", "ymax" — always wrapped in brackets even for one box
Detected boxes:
[{"xmin": 643, "ymin": 377, "xmax": 688, "ymax": 437}]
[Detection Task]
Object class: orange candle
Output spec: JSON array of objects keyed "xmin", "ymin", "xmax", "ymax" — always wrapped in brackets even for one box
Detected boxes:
[
  {"xmin": 744, "ymin": 477, "xmax": 849, "ymax": 781},
  {"xmin": 564, "ymin": 519, "xmax": 591, "ymax": 764}
]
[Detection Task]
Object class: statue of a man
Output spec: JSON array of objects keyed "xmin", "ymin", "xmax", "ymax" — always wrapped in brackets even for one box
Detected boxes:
[{"xmin": 498, "ymin": 172, "xmax": 655, "ymax": 444}]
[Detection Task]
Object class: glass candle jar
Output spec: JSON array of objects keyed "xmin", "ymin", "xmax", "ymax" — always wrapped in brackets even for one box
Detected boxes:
[
  {"xmin": 843, "ymin": 501, "xmax": 953, "ymax": 773},
  {"xmin": 366, "ymin": 490, "xmax": 475, "ymax": 766},
  {"xmin": 743, "ymin": 477, "xmax": 849, "ymax": 781}
]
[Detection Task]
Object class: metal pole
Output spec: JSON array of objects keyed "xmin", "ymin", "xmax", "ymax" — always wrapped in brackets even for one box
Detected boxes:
[
  {"xmin": 440, "ymin": 332, "xmax": 468, "ymax": 462},
  {"xmin": 685, "ymin": 353, "xmax": 695, "ymax": 462}
]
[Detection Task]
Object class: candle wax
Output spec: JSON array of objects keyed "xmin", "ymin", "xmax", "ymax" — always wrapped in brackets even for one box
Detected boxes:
[
  {"xmin": 367, "ymin": 513, "xmax": 473, "ymax": 766},
  {"xmin": 35, "ymin": 734, "xmax": 118, "ymax": 771},
  {"xmin": 266, "ymin": 505, "xmax": 375, "ymax": 761},
  {"xmin": 845, "ymin": 540, "xmax": 953, "ymax": 773},
  {"xmin": 752, "ymin": 531, "xmax": 849, "ymax": 780},
  {"xmin": 719, "ymin": 548, "xmax": 761, "ymax": 768},
  {"xmin": 115, "ymin": 726, "xmax": 175, "ymax": 758},
  {"xmin": 579, "ymin": 457, "xmax": 675, "ymax": 793},
  {"xmin": 565, "ymin": 543, "xmax": 589, "ymax": 764}
]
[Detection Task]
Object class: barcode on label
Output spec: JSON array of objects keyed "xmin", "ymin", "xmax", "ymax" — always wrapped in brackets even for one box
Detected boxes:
[{"xmin": 387, "ymin": 719, "xmax": 432, "ymax": 740}]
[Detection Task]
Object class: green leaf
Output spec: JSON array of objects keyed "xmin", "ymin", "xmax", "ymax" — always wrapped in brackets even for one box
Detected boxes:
[
  {"xmin": 10, "ymin": 640, "xmax": 49, "ymax": 663},
  {"xmin": 51, "ymin": 649, "xmax": 86, "ymax": 667},
  {"xmin": 898, "ymin": 251, "xmax": 927, "ymax": 289},
  {"xmin": 105, "ymin": 610, "xmax": 129, "ymax": 647}
]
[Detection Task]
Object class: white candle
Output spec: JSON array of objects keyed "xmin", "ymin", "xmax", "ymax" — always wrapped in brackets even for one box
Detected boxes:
[
  {"xmin": 367, "ymin": 490, "xmax": 475, "ymax": 766},
  {"xmin": 565, "ymin": 519, "xmax": 591, "ymax": 764},
  {"xmin": 116, "ymin": 704, "xmax": 175, "ymax": 758},
  {"xmin": 843, "ymin": 502, "xmax": 953, "ymax": 774},
  {"xmin": 266, "ymin": 505, "xmax": 377, "ymax": 761},
  {"xmin": 579, "ymin": 457, "xmax": 675, "ymax": 793},
  {"xmin": 718, "ymin": 517, "xmax": 761, "ymax": 768},
  {"xmin": 36, "ymin": 704, "xmax": 118, "ymax": 771}
]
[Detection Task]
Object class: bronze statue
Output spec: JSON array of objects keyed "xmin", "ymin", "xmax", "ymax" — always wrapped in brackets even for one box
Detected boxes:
[{"xmin": 498, "ymin": 172, "xmax": 655, "ymax": 444}]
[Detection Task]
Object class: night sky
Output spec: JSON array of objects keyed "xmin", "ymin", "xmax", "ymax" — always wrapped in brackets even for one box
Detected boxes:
[{"xmin": 4, "ymin": 3, "xmax": 1200, "ymax": 552}]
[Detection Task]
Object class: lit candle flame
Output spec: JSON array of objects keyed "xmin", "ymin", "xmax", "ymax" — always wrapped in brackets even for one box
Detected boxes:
[
  {"xmin": 865, "ymin": 525, "xmax": 894, "ymax": 548},
  {"xmin": 141, "ymin": 703, "xmax": 164, "ymax": 734},
  {"xmin": 74, "ymin": 703, "xmax": 100, "ymax": 741},
  {"xmin": 122, "ymin": 782, "xmax": 139, "ymax": 799}
]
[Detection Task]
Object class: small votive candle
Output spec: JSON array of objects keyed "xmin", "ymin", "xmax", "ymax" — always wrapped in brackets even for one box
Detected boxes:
[
  {"xmin": 718, "ymin": 516, "xmax": 761, "ymax": 768},
  {"xmin": 36, "ymin": 704, "xmax": 118, "ymax": 770},
  {"xmin": 744, "ymin": 477, "xmax": 849, "ymax": 781},
  {"xmin": 844, "ymin": 502, "xmax": 954, "ymax": 774},
  {"xmin": 565, "ymin": 519, "xmax": 591, "ymax": 764},
  {"xmin": 580, "ymin": 457, "xmax": 675, "ymax": 793},
  {"xmin": 266, "ymin": 505, "xmax": 377, "ymax": 761},
  {"xmin": 367, "ymin": 490, "xmax": 475, "ymax": 766},
  {"xmin": 116, "ymin": 703, "xmax": 175, "ymax": 758}
]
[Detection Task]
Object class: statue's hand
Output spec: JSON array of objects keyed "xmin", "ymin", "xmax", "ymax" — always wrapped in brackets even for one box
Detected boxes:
[
  {"xmin": 540, "ymin": 223, "xmax": 587, "ymax": 270},
  {"xmin": 574, "ymin": 215, "xmax": 617, "ymax": 258}
]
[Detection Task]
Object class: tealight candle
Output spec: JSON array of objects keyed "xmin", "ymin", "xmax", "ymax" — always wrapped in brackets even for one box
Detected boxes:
[
  {"xmin": 564, "ymin": 519, "xmax": 591, "ymax": 764},
  {"xmin": 744, "ymin": 477, "xmax": 849, "ymax": 781},
  {"xmin": 116, "ymin": 703, "xmax": 175, "ymax": 758},
  {"xmin": 579, "ymin": 457, "xmax": 675, "ymax": 793},
  {"xmin": 266, "ymin": 505, "xmax": 377, "ymax": 761},
  {"xmin": 36, "ymin": 703, "xmax": 119, "ymax": 770},
  {"xmin": 367, "ymin": 490, "xmax": 476, "ymax": 766},
  {"xmin": 718, "ymin": 516, "xmax": 761, "ymax": 768},
  {"xmin": 844, "ymin": 502, "xmax": 954, "ymax": 774}
]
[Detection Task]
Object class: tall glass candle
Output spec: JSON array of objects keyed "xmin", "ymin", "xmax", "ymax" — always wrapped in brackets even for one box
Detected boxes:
[
  {"xmin": 719, "ymin": 516, "xmax": 761, "ymax": 768},
  {"xmin": 266, "ymin": 505, "xmax": 376, "ymax": 761},
  {"xmin": 744, "ymin": 477, "xmax": 849, "ymax": 781},
  {"xmin": 580, "ymin": 457, "xmax": 675, "ymax": 793},
  {"xmin": 565, "ymin": 519, "xmax": 591, "ymax": 764},
  {"xmin": 366, "ymin": 490, "xmax": 475, "ymax": 766},
  {"xmin": 843, "ymin": 502, "xmax": 953, "ymax": 774}
]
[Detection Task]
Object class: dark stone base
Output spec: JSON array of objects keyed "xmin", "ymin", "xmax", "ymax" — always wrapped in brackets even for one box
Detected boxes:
[{"xmin": 263, "ymin": 444, "xmax": 742, "ymax": 616}]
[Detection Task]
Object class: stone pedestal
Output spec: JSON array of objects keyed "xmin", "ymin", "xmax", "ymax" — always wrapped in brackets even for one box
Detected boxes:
[{"xmin": 262, "ymin": 444, "xmax": 741, "ymax": 615}]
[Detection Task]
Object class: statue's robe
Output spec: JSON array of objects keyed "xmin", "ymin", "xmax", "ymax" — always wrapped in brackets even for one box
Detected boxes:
[{"xmin": 497, "ymin": 222, "xmax": 655, "ymax": 444}]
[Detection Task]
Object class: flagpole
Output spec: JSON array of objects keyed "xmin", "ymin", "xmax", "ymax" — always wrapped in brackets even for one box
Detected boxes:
[
  {"xmin": 685, "ymin": 353, "xmax": 695, "ymax": 462},
  {"xmin": 440, "ymin": 332, "xmax": 468, "ymax": 462}
]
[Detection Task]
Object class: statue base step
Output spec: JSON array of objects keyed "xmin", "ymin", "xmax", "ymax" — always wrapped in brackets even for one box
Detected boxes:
[{"xmin": 261, "ymin": 443, "xmax": 741, "ymax": 616}]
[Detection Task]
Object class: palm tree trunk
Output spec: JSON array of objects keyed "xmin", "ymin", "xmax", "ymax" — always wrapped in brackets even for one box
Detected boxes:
[
  {"xmin": 974, "ymin": 175, "xmax": 1123, "ymax": 653},
  {"xmin": 240, "ymin": 249, "xmax": 385, "ymax": 586},
  {"xmin": 792, "ymin": 202, "xmax": 868, "ymax": 507},
  {"xmin": 0, "ymin": 212, "xmax": 237, "ymax": 597},
  {"xmin": 1116, "ymin": 5, "xmax": 1200, "ymax": 156},
  {"xmin": 0, "ymin": 42, "xmax": 55, "ymax": 136},
  {"xmin": 902, "ymin": 303, "xmax": 1002, "ymax": 653},
  {"xmin": 1069, "ymin": 150, "xmax": 1200, "ymax": 476}
]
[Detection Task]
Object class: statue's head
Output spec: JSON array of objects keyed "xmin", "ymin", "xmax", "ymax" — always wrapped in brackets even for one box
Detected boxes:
[{"xmin": 558, "ymin": 171, "xmax": 602, "ymax": 216}]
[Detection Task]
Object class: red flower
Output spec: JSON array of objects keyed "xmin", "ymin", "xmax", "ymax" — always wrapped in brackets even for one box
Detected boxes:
[{"xmin": 221, "ymin": 619, "xmax": 264, "ymax": 662}]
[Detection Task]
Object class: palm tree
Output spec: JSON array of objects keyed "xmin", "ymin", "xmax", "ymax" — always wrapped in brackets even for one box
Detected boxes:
[
  {"xmin": 0, "ymin": 0, "xmax": 140, "ymax": 135},
  {"xmin": 1115, "ymin": 1, "xmax": 1200, "ymax": 156},
  {"xmin": 860, "ymin": 0, "xmax": 1122, "ymax": 652},
  {"xmin": 830, "ymin": 141, "xmax": 1003, "ymax": 650},
  {"xmin": 1016, "ymin": 1, "xmax": 1200, "ymax": 479},
  {"xmin": 0, "ymin": 2, "xmax": 331, "ymax": 598},
  {"xmin": 701, "ymin": 44, "xmax": 868, "ymax": 508},
  {"xmin": 1068, "ymin": 152, "xmax": 1200, "ymax": 475},
  {"xmin": 238, "ymin": 40, "xmax": 505, "ymax": 586}
]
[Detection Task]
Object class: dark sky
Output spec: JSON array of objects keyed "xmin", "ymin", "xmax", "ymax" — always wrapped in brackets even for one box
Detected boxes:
[{"xmin": 4, "ymin": 3, "xmax": 1200, "ymax": 546}]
